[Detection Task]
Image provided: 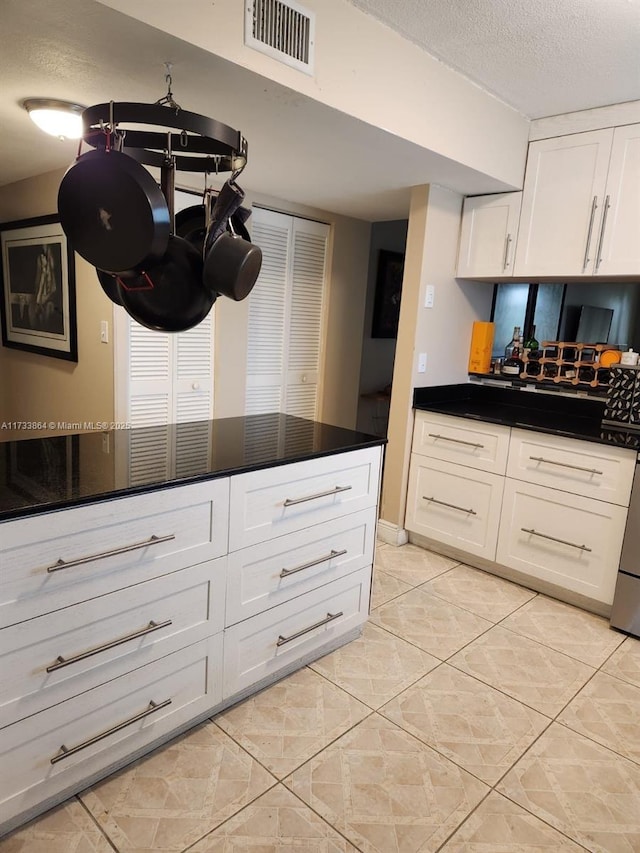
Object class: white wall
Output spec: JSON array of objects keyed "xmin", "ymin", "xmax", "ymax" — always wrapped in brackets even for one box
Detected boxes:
[
  {"xmin": 380, "ymin": 185, "xmax": 494, "ymax": 530},
  {"xmin": 97, "ymin": 0, "xmax": 529, "ymax": 189}
]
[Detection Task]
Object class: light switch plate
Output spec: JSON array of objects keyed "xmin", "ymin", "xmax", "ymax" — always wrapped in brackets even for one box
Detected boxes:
[
  {"xmin": 425, "ymin": 285, "xmax": 435, "ymax": 308},
  {"xmin": 418, "ymin": 352, "xmax": 427, "ymax": 373}
]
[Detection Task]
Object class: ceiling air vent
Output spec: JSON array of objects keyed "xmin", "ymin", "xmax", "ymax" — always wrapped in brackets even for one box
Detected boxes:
[{"xmin": 245, "ymin": 0, "xmax": 315, "ymax": 75}]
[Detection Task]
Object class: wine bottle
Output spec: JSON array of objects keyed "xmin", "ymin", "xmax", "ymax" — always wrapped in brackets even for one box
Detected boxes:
[
  {"xmin": 524, "ymin": 325, "xmax": 539, "ymax": 356},
  {"xmin": 502, "ymin": 326, "xmax": 523, "ymax": 376}
]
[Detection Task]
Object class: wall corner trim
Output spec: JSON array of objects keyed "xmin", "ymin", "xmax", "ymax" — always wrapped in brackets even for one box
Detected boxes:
[{"xmin": 376, "ymin": 519, "xmax": 409, "ymax": 547}]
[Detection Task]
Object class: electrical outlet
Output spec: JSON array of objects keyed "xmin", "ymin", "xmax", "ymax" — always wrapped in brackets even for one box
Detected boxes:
[
  {"xmin": 425, "ymin": 285, "xmax": 435, "ymax": 308},
  {"xmin": 418, "ymin": 352, "xmax": 427, "ymax": 373}
]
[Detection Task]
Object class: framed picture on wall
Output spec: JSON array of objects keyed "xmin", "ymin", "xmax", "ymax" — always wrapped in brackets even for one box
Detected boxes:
[
  {"xmin": 0, "ymin": 214, "xmax": 78, "ymax": 362},
  {"xmin": 371, "ymin": 249, "xmax": 404, "ymax": 339}
]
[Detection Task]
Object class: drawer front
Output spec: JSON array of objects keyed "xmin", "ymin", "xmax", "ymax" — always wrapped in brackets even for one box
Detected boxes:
[
  {"xmin": 413, "ymin": 412, "xmax": 510, "ymax": 474},
  {"xmin": 228, "ymin": 447, "xmax": 382, "ymax": 551},
  {"xmin": 507, "ymin": 429, "xmax": 635, "ymax": 506},
  {"xmin": 496, "ymin": 478, "xmax": 627, "ymax": 605},
  {"xmin": 0, "ymin": 559, "xmax": 226, "ymax": 728},
  {"xmin": 0, "ymin": 636, "xmax": 223, "ymax": 828},
  {"xmin": 226, "ymin": 509, "xmax": 376, "ymax": 626},
  {"xmin": 0, "ymin": 479, "xmax": 230, "ymax": 628},
  {"xmin": 405, "ymin": 456, "xmax": 504, "ymax": 561},
  {"xmin": 223, "ymin": 566, "xmax": 371, "ymax": 699}
]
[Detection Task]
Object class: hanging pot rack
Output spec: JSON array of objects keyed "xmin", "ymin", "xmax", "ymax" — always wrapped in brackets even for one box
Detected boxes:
[{"xmin": 81, "ymin": 101, "xmax": 248, "ymax": 174}]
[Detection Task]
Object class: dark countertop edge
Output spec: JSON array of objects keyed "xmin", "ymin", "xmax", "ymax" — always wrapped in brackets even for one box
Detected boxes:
[
  {"xmin": 0, "ymin": 436, "xmax": 387, "ymax": 524},
  {"xmin": 411, "ymin": 383, "xmax": 640, "ymax": 449}
]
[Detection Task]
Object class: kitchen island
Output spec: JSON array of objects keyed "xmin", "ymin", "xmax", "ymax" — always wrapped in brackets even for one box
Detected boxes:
[
  {"xmin": 0, "ymin": 414, "xmax": 385, "ymax": 836},
  {"xmin": 406, "ymin": 383, "xmax": 637, "ymax": 617}
]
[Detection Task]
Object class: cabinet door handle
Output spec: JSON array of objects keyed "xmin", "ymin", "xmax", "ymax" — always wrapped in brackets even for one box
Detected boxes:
[
  {"xmin": 279, "ymin": 549, "xmax": 348, "ymax": 578},
  {"xmin": 423, "ymin": 496, "xmax": 477, "ymax": 515},
  {"xmin": 50, "ymin": 699, "xmax": 172, "ymax": 764},
  {"xmin": 528, "ymin": 455, "xmax": 603, "ymax": 475},
  {"xmin": 595, "ymin": 194, "xmax": 610, "ymax": 271},
  {"xmin": 503, "ymin": 232, "xmax": 513, "ymax": 270},
  {"xmin": 521, "ymin": 527, "xmax": 592, "ymax": 553},
  {"xmin": 583, "ymin": 195, "xmax": 598, "ymax": 270},
  {"xmin": 276, "ymin": 611, "xmax": 343, "ymax": 647},
  {"xmin": 46, "ymin": 534, "xmax": 176, "ymax": 573},
  {"xmin": 46, "ymin": 619, "xmax": 173, "ymax": 673},
  {"xmin": 283, "ymin": 485, "xmax": 352, "ymax": 507},
  {"xmin": 428, "ymin": 433, "xmax": 485, "ymax": 449}
]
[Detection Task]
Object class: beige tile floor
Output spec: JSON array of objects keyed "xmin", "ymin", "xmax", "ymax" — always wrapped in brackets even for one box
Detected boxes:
[{"xmin": 3, "ymin": 541, "xmax": 640, "ymax": 853}]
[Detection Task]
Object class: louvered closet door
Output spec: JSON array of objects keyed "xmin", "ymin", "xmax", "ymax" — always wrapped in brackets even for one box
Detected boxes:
[
  {"xmin": 285, "ymin": 218, "xmax": 328, "ymax": 419},
  {"xmin": 245, "ymin": 210, "xmax": 289, "ymax": 415},
  {"xmin": 245, "ymin": 208, "xmax": 329, "ymax": 419},
  {"xmin": 128, "ymin": 322, "xmax": 172, "ymax": 484},
  {"xmin": 126, "ymin": 314, "xmax": 213, "ymax": 484}
]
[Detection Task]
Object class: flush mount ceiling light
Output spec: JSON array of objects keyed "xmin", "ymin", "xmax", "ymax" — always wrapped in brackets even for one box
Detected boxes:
[{"xmin": 22, "ymin": 98, "xmax": 85, "ymax": 140}]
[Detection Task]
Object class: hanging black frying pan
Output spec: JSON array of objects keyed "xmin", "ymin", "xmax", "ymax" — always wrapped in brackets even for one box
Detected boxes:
[
  {"xmin": 58, "ymin": 148, "xmax": 170, "ymax": 274},
  {"xmin": 116, "ymin": 160, "xmax": 216, "ymax": 332}
]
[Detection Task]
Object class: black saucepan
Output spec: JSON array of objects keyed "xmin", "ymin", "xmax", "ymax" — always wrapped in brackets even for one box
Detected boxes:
[
  {"xmin": 175, "ymin": 203, "xmax": 252, "ymax": 254},
  {"xmin": 58, "ymin": 148, "xmax": 170, "ymax": 274}
]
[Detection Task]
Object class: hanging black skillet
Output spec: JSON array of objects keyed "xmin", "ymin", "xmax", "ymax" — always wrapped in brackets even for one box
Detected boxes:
[
  {"xmin": 58, "ymin": 145, "xmax": 170, "ymax": 274},
  {"xmin": 116, "ymin": 158, "xmax": 216, "ymax": 332}
]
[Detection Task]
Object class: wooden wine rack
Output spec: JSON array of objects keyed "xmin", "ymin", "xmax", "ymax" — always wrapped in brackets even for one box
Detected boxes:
[{"xmin": 520, "ymin": 341, "xmax": 619, "ymax": 389}]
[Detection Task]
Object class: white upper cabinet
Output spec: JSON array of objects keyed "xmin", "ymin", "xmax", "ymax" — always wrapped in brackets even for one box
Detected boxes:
[
  {"xmin": 456, "ymin": 192, "xmax": 522, "ymax": 278},
  {"xmin": 514, "ymin": 124, "xmax": 640, "ymax": 278},
  {"xmin": 514, "ymin": 129, "xmax": 613, "ymax": 277},
  {"xmin": 595, "ymin": 124, "xmax": 640, "ymax": 276}
]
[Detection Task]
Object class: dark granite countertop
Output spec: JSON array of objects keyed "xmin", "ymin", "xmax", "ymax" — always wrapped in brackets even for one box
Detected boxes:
[
  {"xmin": 413, "ymin": 384, "xmax": 640, "ymax": 451},
  {"xmin": 0, "ymin": 413, "xmax": 386, "ymax": 522}
]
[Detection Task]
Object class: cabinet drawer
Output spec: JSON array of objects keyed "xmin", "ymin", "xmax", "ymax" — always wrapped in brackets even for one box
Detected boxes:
[
  {"xmin": 228, "ymin": 447, "xmax": 381, "ymax": 551},
  {"xmin": 507, "ymin": 429, "xmax": 635, "ymax": 506},
  {"xmin": 0, "ymin": 636, "xmax": 223, "ymax": 829},
  {"xmin": 412, "ymin": 412, "xmax": 510, "ymax": 474},
  {"xmin": 496, "ymin": 478, "xmax": 627, "ymax": 605},
  {"xmin": 0, "ymin": 559, "xmax": 226, "ymax": 728},
  {"xmin": 405, "ymin": 456, "xmax": 504, "ymax": 561},
  {"xmin": 226, "ymin": 509, "xmax": 375, "ymax": 626},
  {"xmin": 0, "ymin": 479, "xmax": 230, "ymax": 628},
  {"xmin": 223, "ymin": 566, "xmax": 371, "ymax": 698}
]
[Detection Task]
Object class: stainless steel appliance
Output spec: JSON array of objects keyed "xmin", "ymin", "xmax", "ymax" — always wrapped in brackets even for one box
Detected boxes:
[{"xmin": 610, "ymin": 455, "xmax": 640, "ymax": 637}]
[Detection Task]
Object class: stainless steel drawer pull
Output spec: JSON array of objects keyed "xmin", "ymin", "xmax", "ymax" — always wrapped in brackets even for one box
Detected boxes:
[
  {"xmin": 428, "ymin": 433, "xmax": 484, "ymax": 449},
  {"xmin": 280, "ymin": 549, "xmax": 348, "ymax": 578},
  {"xmin": 583, "ymin": 195, "xmax": 598, "ymax": 270},
  {"xmin": 283, "ymin": 486, "xmax": 352, "ymax": 507},
  {"xmin": 529, "ymin": 455, "xmax": 603, "ymax": 475},
  {"xmin": 47, "ymin": 533, "xmax": 176, "ymax": 573},
  {"xmin": 276, "ymin": 611, "xmax": 343, "ymax": 647},
  {"xmin": 46, "ymin": 619, "xmax": 173, "ymax": 673},
  {"xmin": 423, "ymin": 496, "xmax": 477, "ymax": 515},
  {"xmin": 595, "ymin": 194, "xmax": 610, "ymax": 271},
  {"xmin": 521, "ymin": 527, "xmax": 592, "ymax": 553},
  {"xmin": 50, "ymin": 698, "xmax": 172, "ymax": 764}
]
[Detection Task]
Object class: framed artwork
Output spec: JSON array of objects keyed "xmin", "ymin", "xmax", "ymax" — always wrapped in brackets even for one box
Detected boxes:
[
  {"xmin": 371, "ymin": 249, "xmax": 404, "ymax": 339},
  {"xmin": 0, "ymin": 214, "xmax": 77, "ymax": 361}
]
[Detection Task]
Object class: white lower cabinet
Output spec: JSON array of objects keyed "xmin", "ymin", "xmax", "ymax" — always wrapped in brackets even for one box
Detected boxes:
[
  {"xmin": 405, "ymin": 412, "xmax": 634, "ymax": 610},
  {"xmin": 496, "ymin": 478, "xmax": 627, "ymax": 605},
  {"xmin": 406, "ymin": 456, "xmax": 504, "ymax": 560},
  {"xmin": 223, "ymin": 566, "xmax": 371, "ymax": 698},
  {"xmin": 0, "ymin": 636, "xmax": 223, "ymax": 826},
  {"xmin": 0, "ymin": 444, "xmax": 382, "ymax": 836}
]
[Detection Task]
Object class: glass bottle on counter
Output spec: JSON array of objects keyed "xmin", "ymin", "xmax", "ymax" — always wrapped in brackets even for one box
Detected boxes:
[
  {"xmin": 524, "ymin": 325, "xmax": 539, "ymax": 356},
  {"xmin": 502, "ymin": 325, "xmax": 523, "ymax": 376}
]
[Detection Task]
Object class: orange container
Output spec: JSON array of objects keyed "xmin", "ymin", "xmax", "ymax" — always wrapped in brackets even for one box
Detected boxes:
[{"xmin": 468, "ymin": 321, "xmax": 495, "ymax": 374}]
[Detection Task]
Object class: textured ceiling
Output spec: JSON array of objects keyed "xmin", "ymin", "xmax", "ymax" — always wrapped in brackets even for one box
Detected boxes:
[
  {"xmin": 348, "ymin": 0, "xmax": 640, "ymax": 118},
  {"xmin": 1, "ymin": 0, "xmax": 638, "ymax": 220}
]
